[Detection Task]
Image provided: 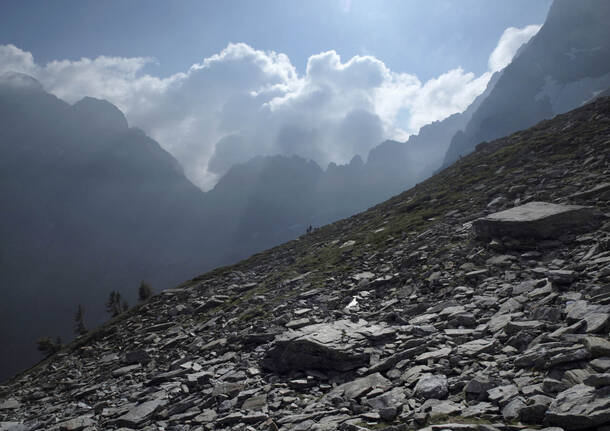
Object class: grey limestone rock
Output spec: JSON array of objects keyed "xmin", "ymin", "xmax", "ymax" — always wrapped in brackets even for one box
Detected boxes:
[
  {"xmin": 261, "ymin": 320, "xmax": 378, "ymax": 372},
  {"xmin": 335, "ymin": 372, "xmax": 391, "ymax": 400},
  {"xmin": 472, "ymin": 201, "xmax": 604, "ymax": 240},
  {"xmin": 545, "ymin": 384, "xmax": 610, "ymax": 430},
  {"xmin": 414, "ymin": 374, "xmax": 448, "ymax": 400},
  {"xmin": 114, "ymin": 399, "xmax": 166, "ymax": 428}
]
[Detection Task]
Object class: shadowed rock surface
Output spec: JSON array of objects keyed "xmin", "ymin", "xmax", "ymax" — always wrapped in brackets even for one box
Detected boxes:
[
  {"xmin": 261, "ymin": 320, "xmax": 382, "ymax": 373},
  {"xmin": 472, "ymin": 201, "xmax": 605, "ymax": 240}
]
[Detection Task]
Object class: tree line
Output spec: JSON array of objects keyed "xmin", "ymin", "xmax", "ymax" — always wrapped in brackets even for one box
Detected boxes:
[{"xmin": 36, "ymin": 281, "xmax": 154, "ymax": 357}]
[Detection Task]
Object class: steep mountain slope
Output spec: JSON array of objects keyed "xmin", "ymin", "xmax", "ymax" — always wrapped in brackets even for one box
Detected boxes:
[
  {"xmin": 442, "ymin": 0, "xmax": 610, "ymax": 168},
  {"xmin": 1, "ymin": 71, "xmax": 483, "ymax": 382},
  {"xmin": 2, "ymin": 97, "xmax": 608, "ymax": 430},
  {"xmin": 0, "ymin": 73, "xmax": 216, "ymax": 381}
]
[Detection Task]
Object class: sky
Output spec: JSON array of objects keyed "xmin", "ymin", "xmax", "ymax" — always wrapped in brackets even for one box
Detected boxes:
[{"xmin": 0, "ymin": 0, "xmax": 552, "ymax": 189}]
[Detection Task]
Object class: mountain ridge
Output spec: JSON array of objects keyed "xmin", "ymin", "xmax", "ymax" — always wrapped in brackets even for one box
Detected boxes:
[{"xmin": 441, "ymin": 0, "xmax": 610, "ymax": 168}]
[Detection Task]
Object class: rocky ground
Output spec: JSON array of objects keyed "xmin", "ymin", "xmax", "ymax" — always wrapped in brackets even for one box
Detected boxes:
[{"xmin": 1, "ymin": 98, "xmax": 610, "ymax": 431}]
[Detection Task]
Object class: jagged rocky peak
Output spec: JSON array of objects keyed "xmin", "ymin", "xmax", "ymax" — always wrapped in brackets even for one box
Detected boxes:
[
  {"xmin": 72, "ymin": 96, "xmax": 129, "ymax": 132},
  {"xmin": 0, "ymin": 72, "xmax": 44, "ymax": 92},
  {"xmin": 0, "ymin": 98, "xmax": 609, "ymax": 430},
  {"xmin": 441, "ymin": 0, "xmax": 610, "ymax": 168}
]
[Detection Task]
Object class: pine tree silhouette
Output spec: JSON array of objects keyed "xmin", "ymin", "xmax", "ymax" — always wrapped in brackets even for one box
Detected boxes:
[{"xmin": 74, "ymin": 304, "xmax": 87, "ymax": 335}]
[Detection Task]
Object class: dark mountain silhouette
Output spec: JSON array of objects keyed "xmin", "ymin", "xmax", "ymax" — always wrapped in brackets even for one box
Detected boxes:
[
  {"xmin": 0, "ymin": 73, "xmax": 217, "ymax": 380},
  {"xmin": 442, "ymin": 0, "xmax": 610, "ymax": 167}
]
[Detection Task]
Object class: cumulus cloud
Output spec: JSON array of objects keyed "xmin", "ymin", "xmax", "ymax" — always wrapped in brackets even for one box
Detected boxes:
[
  {"xmin": 0, "ymin": 25, "xmax": 539, "ymax": 190},
  {"xmin": 489, "ymin": 24, "xmax": 541, "ymax": 72},
  {"xmin": 0, "ymin": 44, "xmax": 37, "ymax": 76}
]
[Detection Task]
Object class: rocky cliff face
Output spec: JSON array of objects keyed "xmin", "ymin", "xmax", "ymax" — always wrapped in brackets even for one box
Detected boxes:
[
  {"xmin": 1, "ymin": 94, "xmax": 609, "ymax": 430},
  {"xmin": 442, "ymin": 0, "xmax": 610, "ymax": 168}
]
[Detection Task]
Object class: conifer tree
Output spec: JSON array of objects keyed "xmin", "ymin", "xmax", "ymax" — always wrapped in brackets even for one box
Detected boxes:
[
  {"xmin": 74, "ymin": 304, "xmax": 87, "ymax": 335},
  {"xmin": 138, "ymin": 280, "xmax": 153, "ymax": 301},
  {"xmin": 106, "ymin": 291, "xmax": 123, "ymax": 317},
  {"xmin": 36, "ymin": 336, "xmax": 62, "ymax": 357}
]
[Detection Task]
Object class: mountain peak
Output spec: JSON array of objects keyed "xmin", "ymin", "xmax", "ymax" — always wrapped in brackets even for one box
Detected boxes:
[
  {"xmin": 72, "ymin": 96, "xmax": 129, "ymax": 132},
  {"xmin": 0, "ymin": 72, "xmax": 43, "ymax": 92}
]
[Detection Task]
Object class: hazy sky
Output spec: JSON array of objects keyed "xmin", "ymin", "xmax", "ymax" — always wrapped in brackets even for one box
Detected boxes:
[{"xmin": 0, "ymin": 0, "xmax": 552, "ymax": 189}]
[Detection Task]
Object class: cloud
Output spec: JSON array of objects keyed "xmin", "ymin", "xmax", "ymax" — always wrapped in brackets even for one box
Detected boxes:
[
  {"xmin": 489, "ymin": 24, "xmax": 541, "ymax": 72},
  {"xmin": 0, "ymin": 44, "xmax": 37, "ymax": 76},
  {"xmin": 0, "ymin": 26, "xmax": 539, "ymax": 190}
]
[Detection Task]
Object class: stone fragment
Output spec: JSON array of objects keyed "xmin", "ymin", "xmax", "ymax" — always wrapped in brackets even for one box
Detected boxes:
[
  {"xmin": 462, "ymin": 402, "xmax": 499, "ymax": 418},
  {"xmin": 457, "ymin": 339, "xmax": 495, "ymax": 357},
  {"xmin": 0, "ymin": 399, "xmax": 19, "ymax": 410},
  {"xmin": 367, "ymin": 344, "xmax": 426, "ymax": 373},
  {"xmin": 505, "ymin": 320, "xmax": 543, "ymax": 335},
  {"xmin": 472, "ymin": 202, "xmax": 604, "ymax": 240},
  {"xmin": 583, "ymin": 373, "xmax": 610, "ymax": 388},
  {"xmin": 193, "ymin": 409, "xmax": 218, "ymax": 424},
  {"xmin": 57, "ymin": 415, "xmax": 94, "ymax": 431},
  {"xmin": 337, "ymin": 372, "xmax": 391, "ymax": 400},
  {"xmin": 487, "ymin": 313, "xmax": 512, "ymax": 333},
  {"xmin": 415, "ymin": 347, "xmax": 451, "ymax": 362},
  {"xmin": 285, "ymin": 318, "xmax": 311, "ymax": 329},
  {"xmin": 590, "ymin": 357, "xmax": 610, "ymax": 373},
  {"xmin": 401, "ymin": 365, "xmax": 432, "ymax": 386},
  {"xmin": 562, "ymin": 369, "xmax": 592, "ymax": 386},
  {"xmin": 487, "ymin": 384, "xmax": 519, "ymax": 407},
  {"xmin": 242, "ymin": 394, "xmax": 267, "ymax": 411},
  {"xmin": 429, "ymin": 400, "xmax": 462, "ymax": 418},
  {"xmin": 216, "ymin": 412, "xmax": 244, "ymax": 426},
  {"xmin": 115, "ymin": 399, "xmax": 166, "ymax": 428},
  {"xmin": 123, "ymin": 349, "xmax": 151, "ymax": 364},
  {"xmin": 565, "ymin": 300, "xmax": 610, "ymax": 334},
  {"xmin": 519, "ymin": 394, "xmax": 553, "ymax": 424},
  {"xmin": 570, "ymin": 182, "xmax": 610, "ymax": 201},
  {"xmin": 502, "ymin": 397, "xmax": 527, "ymax": 421},
  {"xmin": 212, "ymin": 382, "xmax": 244, "ymax": 398},
  {"xmin": 545, "ymin": 384, "xmax": 610, "ymax": 430},
  {"xmin": 414, "ymin": 374, "xmax": 448, "ymax": 400},
  {"xmin": 547, "ymin": 269, "xmax": 576, "ymax": 284},
  {"xmin": 365, "ymin": 387, "xmax": 406, "ymax": 413},
  {"xmin": 147, "ymin": 368, "xmax": 188, "ymax": 385},
  {"xmin": 112, "ymin": 364, "xmax": 141, "ymax": 377}
]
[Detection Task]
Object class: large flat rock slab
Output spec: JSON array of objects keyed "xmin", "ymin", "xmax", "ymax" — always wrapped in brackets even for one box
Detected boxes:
[
  {"xmin": 261, "ymin": 319, "xmax": 383, "ymax": 373},
  {"xmin": 545, "ymin": 384, "xmax": 610, "ymax": 430},
  {"xmin": 472, "ymin": 201, "xmax": 604, "ymax": 240}
]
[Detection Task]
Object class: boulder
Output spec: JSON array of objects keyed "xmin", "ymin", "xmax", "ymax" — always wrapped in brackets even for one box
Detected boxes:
[
  {"xmin": 261, "ymin": 320, "xmax": 377, "ymax": 373},
  {"xmin": 545, "ymin": 384, "xmax": 610, "ymax": 430},
  {"xmin": 472, "ymin": 202, "xmax": 604, "ymax": 240},
  {"xmin": 414, "ymin": 374, "xmax": 448, "ymax": 400}
]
